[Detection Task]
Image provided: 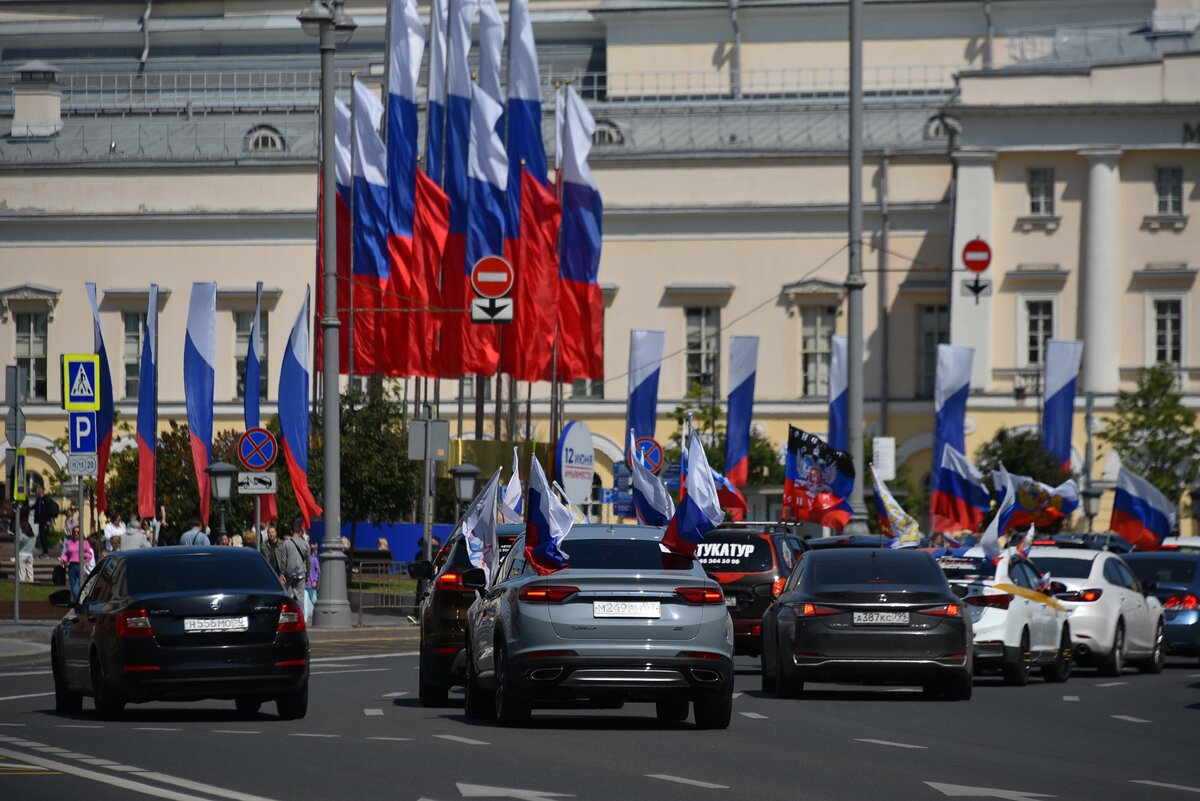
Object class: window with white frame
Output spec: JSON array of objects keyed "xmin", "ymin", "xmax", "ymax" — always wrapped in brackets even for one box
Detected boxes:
[
  {"xmin": 1153, "ymin": 298, "xmax": 1183, "ymax": 367},
  {"xmin": 1024, "ymin": 299, "xmax": 1054, "ymax": 366},
  {"xmin": 123, "ymin": 312, "xmax": 145, "ymax": 399},
  {"xmin": 685, "ymin": 307, "xmax": 720, "ymax": 395},
  {"xmin": 572, "ymin": 379, "xmax": 603, "ymax": 399},
  {"xmin": 234, "ymin": 311, "xmax": 269, "ymax": 401},
  {"xmin": 1028, "ymin": 168, "xmax": 1055, "ymax": 216},
  {"xmin": 917, "ymin": 304, "xmax": 949, "ymax": 398},
  {"xmin": 460, "ymin": 375, "xmax": 492, "ymax": 402},
  {"xmin": 1156, "ymin": 167, "xmax": 1183, "ymax": 216},
  {"xmin": 800, "ymin": 306, "xmax": 836, "ymax": 398},
  {"xmin": 14, "ymin": 312, "xmax": 48, "ymax": 400}
]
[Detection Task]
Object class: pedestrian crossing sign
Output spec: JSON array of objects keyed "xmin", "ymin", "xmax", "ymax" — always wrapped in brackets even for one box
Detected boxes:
[{"xmin": 62, "ymin": 354, "xmax": 101, "ymax": 411}]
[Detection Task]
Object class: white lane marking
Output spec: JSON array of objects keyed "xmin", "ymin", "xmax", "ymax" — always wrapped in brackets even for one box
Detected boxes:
[
  {"xmin": 1131, "ymin": 780, "xmax": 1200, "ymax": 794},
  {"xmin": 289, "ymin": 733, "xmax": 340, "ymax": 738},
  {"xmin": 134, "ymin": 727, "xmax": 182, "ymax": 732},
  {"xmin": 0, "ymin": 745, "xmax": 269, "ymax": 801},
  {"xmin": 79, "ymin": 758, "xmax": 119, "ymax": 766},
  {"xmin": 1096, "ymin": 681, "xmax": 1128, "ymax": 687},
  {"xmin": 29, "ymin": 745, "xmax": 68, "ymax": 753},
  {"xmin": 855, "ymin": 738, "xmax": 928, "ymax": 750},
  {"xmin": 0, "ymin": 723, "xmax": 27, "ymax": 727},
  {"xmin": 368, "ymin": 736, "xmax": 414, "ymax": 742},
  {"xmin": 57, "ymin": 752, "xmax": 91, "ymax": 759},
  {"xmin": 310, "ymin": 668, "xmax": 390, "ymax": 676},
  {"xmin": 382, "ymin": 691, "xmax": 409, "ymax": 698},
  {"xmin": 364, "ymin": 709, "xmax": 384, "ymax": 716},
  {"xmin": 137, "ymin": 770, "xmax": 285, "ymax": 801},
  {"xmin": 0, "ymin": 670, "xmax": 51, "ymax": 678},
  {"xmin": 309, "ymin": 652, "xmax": 417, "ymax": 663},
  {"xmin": 1189, "ymin": 673, "xmax": 1200, "ymax": 678},
  {"xmin": 309, "ymin": 663, "xmax": 354, "ymax": 668},
  {"xmin": 1112, "ymin": 715, "xmax": 1152, "ymax": 724},
  {"xmin": 56, "ymin": 724, "xmax": 103, "ymax": 729},
  {"xmin": 434, "ymin": 735, "xmax": 490, "ymax": 746},
  {"xmin": 108, "ymin": 765, "xmax": 148, "ymax": 773},
  {"xmin": 646, "ymin": 774, "xmax": 729, "ymax": 790},
  {"xmin": 732, "ymin": 692, "xmax": 743, "ymax": 699},
  {"xmin": 212, "ymin": 730, "xmax": 260, "ymax": 735},
  {"xmin": 1063, "ymin": 696, "xmax": 1079, "ymax": 702},
  {"xmin": 739, "ymin": 712, "xmax": 768, "ymax": 719},
  {"xmin": 0, "ymin": 692, "xmax": 54, "ymax": 702}
]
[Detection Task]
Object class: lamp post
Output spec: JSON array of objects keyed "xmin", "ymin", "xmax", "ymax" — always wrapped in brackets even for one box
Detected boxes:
[
  {"xmin": 1082, "ymin": 484, "xmax": 1103, "ymax": 535},
  {"xmin": 449, "ymin": 463, "xmax": 481, "ymax": 520},
  {"xmin": 299, "ymin": 0, "xmax": 355, "ymax": 628},
  {"xmin": 205, "ymin": 461, "xmax": 237, "ymax": 537}
]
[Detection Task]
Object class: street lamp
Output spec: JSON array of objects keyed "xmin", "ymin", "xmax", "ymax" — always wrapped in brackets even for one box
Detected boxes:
[
  {"xmin": 1082, "ymin": 484, "xmax": 1104, "ymax": 535},
  {"xmin": 299, "ymin": 0, "xmax": 356, "ymax": 628},
  {"xmin": 449, "ymin": 462, "xmax": 481, "ymax": 519},
  {"xmin": 205, "ymin": 461, "xmax": 238, "ymax": 537}
]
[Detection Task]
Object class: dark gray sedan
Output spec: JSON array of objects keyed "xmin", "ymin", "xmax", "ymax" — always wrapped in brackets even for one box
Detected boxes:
[
  {"xmin": 462, "ymin": 525, "xmax": 735, "ymax": 728},
  {"xmin": 760, "ymin": 548, "xmax": 973, "ymax": 700}
]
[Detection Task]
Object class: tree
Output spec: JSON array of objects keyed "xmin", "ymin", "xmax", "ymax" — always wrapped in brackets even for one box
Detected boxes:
[{"xmin": 1098, "ymin": 364, "xmax": 1200, "ymax": 506}]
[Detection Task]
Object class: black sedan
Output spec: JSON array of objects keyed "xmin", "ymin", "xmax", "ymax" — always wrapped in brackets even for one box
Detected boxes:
[
  {"xmin": 760, "ymin": 548, "xmax": 973, "ymax": 700},
  {"xmin": 49, "ymin": 547, "xmax": 309, "ymax": 720}
]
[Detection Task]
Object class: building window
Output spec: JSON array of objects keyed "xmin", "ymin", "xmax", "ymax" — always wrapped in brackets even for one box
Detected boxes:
[
  {"xmin": 234, "ymin": 312, "xmax": 269, "ymax": 400},
  {"xmin": 685, "ymin": 307, "xmax": 720, "ymax": 395},
  {"xmin": 1154, "ymin": 298, "xmax": 1183, "ymax": 367},
  {"xmin": 1028, "ymin": 168, "xmax": 1055, "ymax": 216},
  {"xmin": 14, "ymin": 312, "xmax": 48, "ymax": 401},
  {"xmin": 246, "ymin": 126, "xmax": 284, "ymax": 153},
  {"xmin": 460, "ymin": 375, "xmax": 492, "ymax": 402},
  {"xmin": 1024, "ymin": 299, "xmax": 1053, "ymax": 366},
  {"xmin": 1156, "ymin": 167, "xmax": 1183, "ymax": 215},
  {"xmin": 123, "ymin": 312, "xmax": 145, "ymax": 399},
  {"xmin": 800, "ymin": 306, "xmax": 836, "ymax": 398},
  {"xmin": 572, "ymin": 379, "xmax": 603, "ymax": 399},
  {"xmin": 916, "ymin": 305, "xmax": 949, "ymax": 398}
]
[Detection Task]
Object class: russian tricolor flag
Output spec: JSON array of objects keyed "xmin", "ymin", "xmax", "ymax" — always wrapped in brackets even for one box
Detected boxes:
[
  {"xmin": 136, "ymin": 284, "xmax": 158, "ymax": 521},
  {"xmin": 85, "ymin": 283, "xmax": 114, "ymax": 514},
  {"xmin": 466, "ymin": 83, "xmax": 509, "ymax": 282},
  {"xmin": 828, "ymin": 334, "xmax": 848, "ymax": 452},
  {"xmin": 315, "ymin": 97, "xmax": 353, "ymax": 373},
  {"xmin": 625, "ymin": 330, "xmax": 664, "ymax": 460},
  {"xmin": 424, "ymin": 0, "xmax": 448, "ymax": 188},
  {"xmin": 724, "ymin": 335, "xmax": 758, "ymax": 489},
  {"xmin": 630, "ymin": 430, "xmax": 675, "ymax": 527},
  {"xmin": 463, "ymin": 468, "xmax": 503, "ymax": 582},
  {"xmin": 184, "ymin": 282, "xmax": 216, "ymax": 525},
  {"xmin": 526, "ymin": 454, "xmax": 573, "ymax": 573},
  {"xmin": 279, "ymin": 287, "xmax": 323, "ymax": 530},
  {"xmin": 478, "ymin": 0, "xmax": 504, "ymax": 105},
  {"xmin": 980, "ymin": 465, "xmax": 1017, "ymax": 561},
  {"xmin": 1109, "ymin": 467, "xmax": 1175, "ymax": 551},
  {"xmin": 663, "ymin": 426, "xmax": 726, "ymax": 557},
  {"xmin": 930, "ymin": 445, "xmax": 990, "ymax": 533},
  {"xmin": 931, "ymin": 345, "xmax": 973, "ymax": 506},
  {"xmin": 501, "ymin": 446, "xmax": 523, "ymax": 523},
  {"xmin": 1042, "ymin": 339, "xmax": 1083, "ymax": 472},
  {"xmin": 350, "ymin": 78, "xmax": 391, "ymax": 375}
]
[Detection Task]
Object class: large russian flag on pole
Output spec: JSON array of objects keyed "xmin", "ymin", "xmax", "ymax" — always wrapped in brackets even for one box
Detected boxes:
[
  {"xmin": 828, "ymin": 334, "xmax": 848, "ymax": 452},
  {"xmin": 424, "ymin": 0, "xmax": 447, "ymax": 185},
  {"xmin": 930, "ymin": 345, "xmax": 973, "ymax": 505},
  {"xmin": 930, "ymin": 445, "xmax": 990, "ymax": 532},
  {"xmin": 315, "ymin": 97, "xmax": 353, "ymax": 373},
  {"xmin": 724, "ymin": 335, "xmax": 758, "ymax": 490},
  {"xmin": 184, "ymin": 282, "xmax": 216, "ymax": 525},
  {"xmin": 350, "ymin": 78, "xmax": 391, "ymax": 376},
  {"xmin": 85, "ymin": 283, "xmax": 114, "ymax": 514},
  {"xmin": 1110, "ymin": 466, "xmax": 1175, "ymax": 551},
  {"xmin": 136, "ymin": 284, "xmax": 158, "ymax": 521},
  {"xmin": 1042, "ymin": 339, "xmax": 1083, "ymax": 472},
  {"xmin": 466, "ymin": 83, "xmax": 509, "ymax": 300},
  {"xmin": 625, "ymin": 330, "xmax": 664, "ymax": 459},
  {"xmin": 280, "ymin": 287, "xmax": 324, "ymax": 530},
  {"xmin": 662, "ymin": 425, "xmax": 726, "ymax": 557}
]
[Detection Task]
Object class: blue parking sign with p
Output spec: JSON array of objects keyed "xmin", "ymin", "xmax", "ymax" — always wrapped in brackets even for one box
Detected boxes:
[
  {"xmin": 63, "ymin": 354, "xmax": 100, "ymax": 411},
  {"xmin": 70, "ymin": 411, "xmax": 97, "ymax": 453}
]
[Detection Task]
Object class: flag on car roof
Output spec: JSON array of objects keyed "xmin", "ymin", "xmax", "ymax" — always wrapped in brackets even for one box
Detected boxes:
[
  {"xmin": 184, "ymin": 282, "xmax": 216, "ymax": 525},
  {"xmin": 526, "ymin": 454, "xmax": 572, "ymax": 573},
  {"xmin": 630, "ymin": 429, "xmax": 675, "ymax": 527},
  {"xmin": 828, "ymin": 334, "xmax": 848, "ymax": 452},
  {"xmin": 136, "ymin": 284, "xmax": 158, "ymax": 521},
  {"xmin": 1042, "ymin": 339, "xmax": 1084, "ymax": 472},
  {"xmin": 980, "ymin": 465, "xmax": 1017, "ymax": 561},
  {"xmin": 464, "ymin": 468, "xmax": 503, "ymax": 582},
  {"xmin": 85, "ymin": 283, "xmax": 115, "ymax": 514},
  {"xmin": 930, "ymin": 445, "xmax": 990, "ymax": 533},
  {"xmin": 993, "ymin": 470, "xmax": 1079, "ymax": 530},
  {"xmin": 783, "ymin": 425, "xmax": 854, "ymax": 530},
  {"xmin": 501, "ymin": 446, "xmax": 523, "ymax": 524},
  {"xmin": 279, "ymin": 287, "xmax": 323, "ymax": 530},
  {"xmin": 663, "ymin": 425, "xmax": 726, "ymax": 557},
  {"xmin": 680, "ymin": 446, "xmax": 748, "ymax": 518},
  {"xmin": 1110, "ymin": 466, "xmax": 1175, "ymax": 551}
]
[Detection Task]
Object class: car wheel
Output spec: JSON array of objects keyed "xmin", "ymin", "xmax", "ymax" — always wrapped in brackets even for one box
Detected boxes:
[
  {"xmin": 1099, "ymin": 621, "xmax": 1125, "ymax": 677},
  {"xmin": 235, "ymin": 697, "xmax": 263, "ymax": 715},
  {"xmin": 91, "ymin": 656, "xmax": 124, "ymax": 720},
  {"xmin": 776, "ymin": 650, "xmax": 803, "ymax": 699},
  {"xmin": 655, "ymin": 697, "xmax": 690, "ymax": 722},
  {"xmin": 1138, "ymin": 621, "xmax": 1165, "ymax": 674},
  {"xmin": 942, "ymin": 671, "xmax": 973, "ymax": 701},
  {"xmin": 1041, "ymin": 626, "xmax": 1073, "ymax": 683},
  {"xmin": 52, "ymin": 645, "xmax": 82, "ymax": 714},
  {"xmin": 276, "ymin": 683, "xmax": 309, "ymax": 720},
  {"xmin": 693, "ymin": 679, "xmax": 733, "ymax": 730},
  {"xmin": 493, "ymin": 642, "xmax": 531, "ymax": 726},
  {"xmin": 419, "ymin": 657, "xmax": 450, "ymax": 707},
  {"xmin": 463, "ymin": 639, "xmax": 494, "ymax": 720},
  {"xmin": 1002, "ymin": 630, "xmax": 1031, "ymax": 687}
]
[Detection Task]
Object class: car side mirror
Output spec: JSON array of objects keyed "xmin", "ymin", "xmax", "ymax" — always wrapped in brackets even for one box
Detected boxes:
[
  {"xmin": 407, "ymin": 560, "xmax": 433, "ymax": 580},
  {"xmin": 461, "ymin": 567, "xmax": 487, "ymax": 591},
  {"xmin": 1141, "ymin": 580, "xmax": 1157, "ymax": 595},
  {"xmin": 49, "ymin": 589, "xmax": 74, "ymax": 608},
  {"xmin": 1048, "ymin": 581, "xmax": 1067, "ymax": 596}
]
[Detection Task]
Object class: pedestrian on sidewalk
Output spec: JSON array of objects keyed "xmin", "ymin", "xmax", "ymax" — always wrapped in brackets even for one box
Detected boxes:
[
  {"xmin": 279, "ymin": 529, "xmax": 310, "ymax": 605},
  {"xmin": 60, "ymin": 523, "xmax": 93, "ymax": 598},
  {"xmin": 180, "ymin": 519, "xmax": 209, "ymax": 546}
]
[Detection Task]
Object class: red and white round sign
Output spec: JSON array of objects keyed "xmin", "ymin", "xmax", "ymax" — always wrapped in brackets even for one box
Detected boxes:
[
  {"xmin": 962, "ymin": 238, "xmax": 992, "ymax": 273},
  {"xmin": 470, "ymin": 256, "xmax": 515, "ymax": 299}
]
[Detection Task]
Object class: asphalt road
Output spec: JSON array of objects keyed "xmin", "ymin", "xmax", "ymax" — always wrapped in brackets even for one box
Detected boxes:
[{"xmin": 0, "ymin": 641, "xmax": 1197, "ymax": 801}]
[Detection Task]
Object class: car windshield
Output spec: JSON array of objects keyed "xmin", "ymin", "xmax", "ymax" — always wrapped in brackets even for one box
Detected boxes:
[
  {"xmin": 938, "ymin": 557, "xmax": 996, "ymax": 581},
  {"xmin": 696, "ymin": 534, "xmax": 774, "ymax": 572},
  {"xmin": 1032, "ymin": 557, "xmax": 1094, "ymax": 579},
  {"xmin": 1124, "ymin": 558, "xmax": 1197, "ymax": 585},
  {"xmin": 126, "ymin": 552, "xmax": 281, "ymax": 595},
  {"xmin": 564, "ymin": 539, "xmax": 694, "ymax": 571},
  {"xmin": 813, "ymin": 555, "xmax": 943, "ymax": 585}
]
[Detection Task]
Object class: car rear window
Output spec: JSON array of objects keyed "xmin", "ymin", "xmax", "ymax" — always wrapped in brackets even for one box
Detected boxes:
[
  {"xmin": 696, "ymin": 534, "xmax": 774, "ymax": 572},
  {"xmin": 1125, "ymin": 558, "xmax": 1197, "ymax": 585},
  {"xmin": 126, "ymin": 552, "xmax": 281, "ymax": 595},
  {"xmin": 938, "ymin": 557, "xmax": 996, "ymax": 581},
  {"xmin": 1033, "ymin": 557, "xmax": 1094, "ymax": 580},
  {"xmin": 813, "ymin": 555, "xmax": 943, "ymax": 585},
  {"xmin": 564, "ymin": 539, "xmax": 694, "ymax": 571}
]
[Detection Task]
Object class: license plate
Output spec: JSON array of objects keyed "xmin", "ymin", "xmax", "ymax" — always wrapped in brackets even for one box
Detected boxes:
[
  {"xmin": 184, "ymin": 616, "xmax": 249, "ymax": 633},
  {"xmin": 852, "ymin": 611, "xmax": 909, "ymax": 626},
  {"xmin": 725, "ymin": 596, "xmax": 737, "ymax": 607},
  {"xmin": 593, "ymin": 601, "xmax": 661, "ymax": 619}
]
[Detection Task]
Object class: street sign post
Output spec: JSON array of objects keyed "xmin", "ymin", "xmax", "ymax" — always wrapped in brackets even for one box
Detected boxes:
[
  {"xmin": 631, "ymin": 437, "xmax": 664, "ymax": 474},
  {"xmin": 872, "ymin": 436, "xmax": 896, "ymax": 482},
  {"xmin": 67, "ymin": 453, "xmax": 98, "ymax": 477},
  {"xmin": 69, "ymin": 411, "xmax": 97, "ymax": 453},
  {"xmin": 469, "ymin": 256, "xmax": 515, "ymax": 324},
  {"xmin": 4, "ymin": 407, "xmax": 25, "ymax": 448},
  {"xmin": 12, "ymin": 448, "xmax": 26, "ymax": 501},
  {"xmin": 5, "ymin": 364, "xmax": 27, "ymax": 448},
  {"xmin": 961, "ymin": 238, "xmax": 992, "ymax": 305},
  {"xmin": 409, "ymin": 410, "xmax": 450, "ymax": 561},
  {"xmin": 237, "ymin": 428, "xmax": 278, "ymax": 472},
  {"xmin": 62, "ymin": 354, "xmax": 101, "ymax": 411}
]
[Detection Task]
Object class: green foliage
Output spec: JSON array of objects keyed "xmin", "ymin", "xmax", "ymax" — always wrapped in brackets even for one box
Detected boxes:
[
  {"xmin": 1099, "ymin": 364, "xmax": 1200, "ymax": 507},
  {"xmin": 663, "ymin": 385, "xmax": 785, "ymax": 486}
]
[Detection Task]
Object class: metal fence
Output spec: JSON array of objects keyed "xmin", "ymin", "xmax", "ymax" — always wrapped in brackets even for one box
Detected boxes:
[
  {"xmin": 1007, "ymin": 16, "xmax": 1199, "ymax": 65},
  {"xmin": 348, "ymin": 558, "xmax": 413, "ymax": 619}
]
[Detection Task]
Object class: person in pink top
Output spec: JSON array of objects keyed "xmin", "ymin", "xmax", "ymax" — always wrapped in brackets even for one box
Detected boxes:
[{"xmin": 60, "ymin": 522, "xmax": 93, "ymax": 598}]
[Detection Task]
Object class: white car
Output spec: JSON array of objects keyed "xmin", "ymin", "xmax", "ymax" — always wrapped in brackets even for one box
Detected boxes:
[
  {"xmin": 938, "ymin": 548, "xmax": 1073, "ymax": 685},
  {"xmin": 1028, "ymin": 547, "xmax": 1165, "ymax": 675}
]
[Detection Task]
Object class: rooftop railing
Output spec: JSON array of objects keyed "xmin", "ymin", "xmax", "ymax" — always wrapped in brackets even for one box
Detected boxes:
[{"xmin": 1006, "ymin": 15, "xmax": 1199, "ymax": 66}]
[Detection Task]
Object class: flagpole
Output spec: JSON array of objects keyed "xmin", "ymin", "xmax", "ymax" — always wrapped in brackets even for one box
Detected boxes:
[{"xmin": 151, "ymin": 283, "xmax": 159, "ymax": 536}]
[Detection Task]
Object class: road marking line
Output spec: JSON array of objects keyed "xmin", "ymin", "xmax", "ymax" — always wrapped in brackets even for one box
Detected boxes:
[
  {"xmin": 364, "ymin": 709, "xmax": 384, "ymax": 716},
  {"xmin": 739, "ymin": 712, "xmax": 768, "ymax": 719},
  {"xmin": 368, "ymin": 737, "xmax": 414, "ymax": 742},
  {"xmin": 7, "ymin": 740, "xmax": 44, "ymax": 747},
  {"xmin": 885, "ymin": 688, "xmax": 922, "ymax": 693},
  {"xmin": 309, "ymin": 652, "xmax": 417, "ymax": 663},
  {"xmin": 56, "ymin": 724, "xmax": 103, "ymax": 729},
  {"xmin": 29, "ymin": 745, "xmax": 68, "ymax": 752},
  {"xmin": 434, "ymin": 735, "xmax": 490, "ymax": 746},
  {"xmin": 383, "ymin": 691, "xmax": 409, "ymax": 698},
  {"xmin": 732, "ymin": 692, "xmax": 743, "ymax": 699},
  {"xmin": 134, "ymin": 727, "xmax": 181, "ymax": 732},
  {"xmin": 0, "ymin": 692, "xmax": 54, "ymax": 702},
  {"xmin": 289, "ymin": 733, "xmax": 340, "ymax": 738},
  {"xmin": 136, "ymin": 770, "xmax": 285, "ymax": 801},
  {"xmin": 646, "ymin": 774, "xmax": 729, "ymax": 789},
  {"xmin": 212, "ymin": 730, "xmax": 260, "ymax": 735},
  {"xmin": 1063, "ymin": 696, "xmax": 1079, "ymax": 702},
  {"xmin": 57, "ymin": 752, "xmax": 92, "ymax": 759},
  {"xmin": 108, "ymin": 765, "xmax": 147, "ymax": 772},
  {"xmin": 0, "ymin": 670, "xmax": 51, "ymax": 678},
  {"xmin": 310, "ymin": 668, "xmax": 390, "ymax": 676},
  {"xmin": 1112, "ymin": 715, "xmax": 1152, "ymax": 724},
  {"xmin": 79, "ymin": 758, "xmax": 119, "ymax": 766},
  {"xmin": 1131, "ymin": 780, "xmax": 1200, "ymax": 794},
  {"xmin": 1096, "ymin": 681, "xmax": 1128, "ymax": 687},
  {"xmin": 309, "ymin": 663, "xmax": 354, "ymax": 668},
  {"xmin": 0, "ymin": 723, "xmax": 27, "ymax": 727},
  {"xmin": 855, "ymin": 738, "xmax": 928, "ymax": 750}
]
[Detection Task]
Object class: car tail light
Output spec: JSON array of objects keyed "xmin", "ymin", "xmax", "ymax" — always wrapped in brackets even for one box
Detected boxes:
[
  {"xmin": 519, "ymin": 585, "xmax": 579, "ymax": 603},
  {"xmin": 1164, "ymin": 594, "xmax": 1199, "ymax": 610},
  {"xmin": 918, "ymin": 604, "xmax": 961, "ymax": 617},
  {"xmin": 772, "ymin": 577, "xmax": 787, "ymax": 598},
  {"xmin": 1057, "ymin": 588, "xmax": 1103, "ymax": 603},
  {"xmin": 435, "ymin": 572, "xmax": 470, "ymax": 591},
  {"xmin": 677, "ymin": 651, "xmax": 725, "ymax": 660},
  {"xmin": 277, "ymin": 600, "xmax": 306, "ymax": 633},
  {"xmin": 799, "ymin": 603, "xmax": 841, "ymax": 617},
  {"xmin": 117, "ymin": 608, "xmax": 154, "ymax": 638},
  {"xmin": 674, "ymin": 587, "xmax": 725, "ymax": 605},
  {"xmin": 964, "ymin": 593, "xmax": 1013, "ymax": 610},
  {"xmin": 524, "ymin": 650, "xmax": 577, "ymax": 659}
]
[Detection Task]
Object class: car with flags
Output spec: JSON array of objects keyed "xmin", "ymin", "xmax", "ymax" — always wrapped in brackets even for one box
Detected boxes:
[
  {"xmin": 1029, "ymin": 547, "xmax": 1165, "ymax": 675},
  {"xmin": 937, "ymin": 548, "xmax": 1073, "ymax": 685}
]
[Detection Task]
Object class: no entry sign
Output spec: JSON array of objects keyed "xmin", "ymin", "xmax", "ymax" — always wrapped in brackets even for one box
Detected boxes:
[
  {"xmin": 962, "ymin": 238, "xmax": 992, "ymax": 273},
  {"xmin": 470, "ymin": 256, "xmax": 515, "ymax": 299}
]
